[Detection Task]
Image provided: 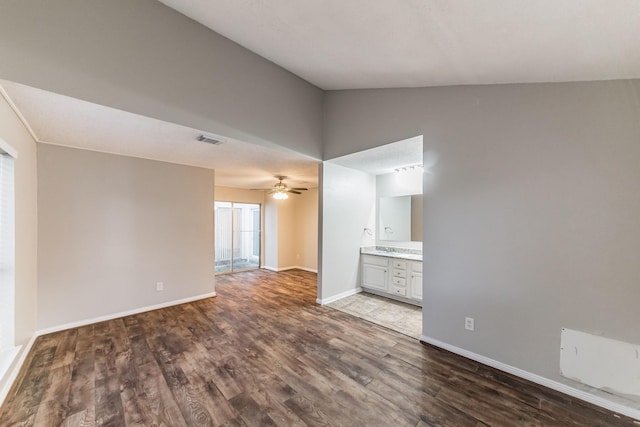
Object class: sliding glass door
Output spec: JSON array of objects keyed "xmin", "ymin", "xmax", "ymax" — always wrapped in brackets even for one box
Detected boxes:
[{"xmin": 214, "ymin": 201, "xmax": 261, "ymax": 273}]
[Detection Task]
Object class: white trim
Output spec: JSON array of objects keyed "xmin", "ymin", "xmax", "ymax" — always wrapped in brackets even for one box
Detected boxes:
[
  {"xmin": 261, "ymin": 265, "xmax": 317, "ymax": 273},
  {"xmin": 0, "ymin": 347, "xmax": 20, "ymax": 393},
  {"xmin": 316, "ymin": 287, "xmax": 363, "ymax": 305},
  {"xmin": 37, "ymin": 292, "xmax": 217, "ymax": 336},
  {"xmin": 420, "ymin": 335, "xmax": 640, "ymax": 422},
  {"xmin": 361, "ymin": 287, "xmax": 421, "ymax": 307},
  {"xmin": 0, "ymin": 334, "xmax": 37, "ymax": 408},
  {"xmin": 0, "ymin": 86, "xmax": 39, "ymax": 145},
  {"xmin": 292, "ymin": 266, "xmax": 318, "ymax": 273},
  {"xmin": 0, "ymin": 137, "xmax": 18, "ymax": 159}
]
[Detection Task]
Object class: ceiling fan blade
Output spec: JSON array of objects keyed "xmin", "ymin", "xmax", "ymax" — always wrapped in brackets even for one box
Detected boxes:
[{"xmin": 252, "ymin": 177, "xmax": 307, "ymax": 194}]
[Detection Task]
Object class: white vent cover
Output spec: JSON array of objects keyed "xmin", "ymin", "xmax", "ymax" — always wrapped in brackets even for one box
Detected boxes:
[
  {"xmin": 196, "ymin": 134, "xmax": 224, "ymax": 145},
  {"xmin": 560, "ymin": 328, "xmax": 640, "ymax": 397}
]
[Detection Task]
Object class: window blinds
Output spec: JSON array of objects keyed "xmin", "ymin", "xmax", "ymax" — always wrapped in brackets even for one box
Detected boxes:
[{"xmin": 0, "ymin": 152, "xmax": 15, "ymax": 352}]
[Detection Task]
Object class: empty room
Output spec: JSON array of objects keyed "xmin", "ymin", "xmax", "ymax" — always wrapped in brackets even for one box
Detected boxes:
[{"xmin": 1, "ymin": 1, "xmax": 639, "ymax": 426}]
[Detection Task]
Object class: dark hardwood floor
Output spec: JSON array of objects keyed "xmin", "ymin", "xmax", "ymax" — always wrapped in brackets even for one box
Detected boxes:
[{"xmin": 1, "ymin": 269, "xmax": 637, "ymax": 426}]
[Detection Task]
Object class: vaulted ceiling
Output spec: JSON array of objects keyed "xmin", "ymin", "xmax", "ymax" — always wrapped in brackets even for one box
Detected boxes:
[
  {"xmin": 4, "ymin": 1, "xmax": 639, "ymax": 188},
  {"xmin": 158, "ymin": 0, "xmax": 640, "ymax": 90}
]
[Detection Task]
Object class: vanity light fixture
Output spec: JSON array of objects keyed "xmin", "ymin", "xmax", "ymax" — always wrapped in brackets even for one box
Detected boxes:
[
  {"xmin": 273, "ymin": 191, "xmax": 289, "ymax": 200},
  {"xmin": 394, "ymin": 164, "xmax": 423, "ymax": 173}
]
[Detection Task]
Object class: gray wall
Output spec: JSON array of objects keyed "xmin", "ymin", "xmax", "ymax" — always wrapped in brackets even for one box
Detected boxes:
[
  {"xmin": 0, "ymin": 95, "xmax": 38, "ymax": 395},
  {"xmin": 264, "ymin": 198, "xmax": 279, "ymax": 270},
  {"xmin": 275, "ymin": 196, "xmax": 297, "ymax": 269},
  {"xmin": 323, "ymin": 80, "xmax": 640, "ymax": 383},
  {"xmin": 319, "ymin": 162, "xmax": 376, "ymax": 302},
  {"xmin": 295, "ymin": 188, "xmax": 319, "ymax": 271},
  {"xmin": 262, "ymin": 188, "xmax": 319, "ymax": 271},
  {"xmin": 0, "ymin": 0, "xmax": 323, "ymax": 159},
  {"xmin": 37, "ymin": 144, "xmax": 215, "ymax": 329}
]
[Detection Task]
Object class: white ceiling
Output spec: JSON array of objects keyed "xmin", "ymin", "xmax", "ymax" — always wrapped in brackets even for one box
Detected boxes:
[
  {"xmin": 0, "ymin": 80, "xmax": 319, "ymax": 189},
  {"xmin": 329, "ymin": 136, "xmax": 423, "ymax": 175},
  {"xmin": 159, "ymin": 0, "xmax": 640, "ymax": 90}
]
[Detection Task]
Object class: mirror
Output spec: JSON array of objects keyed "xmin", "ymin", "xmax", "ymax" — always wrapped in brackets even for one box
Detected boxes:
[{"xmin": 379, "ymin": 195, "xmax": 423, "ymax": 242}]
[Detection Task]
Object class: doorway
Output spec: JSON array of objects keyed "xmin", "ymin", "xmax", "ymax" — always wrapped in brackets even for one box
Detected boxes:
[
  {"xmin": 215, "ymin": 201, "xmax": 261, "ymax": 273},
  {"xmin": 320, "ymin": 135, "xmax": 425, "ymax": 337}
]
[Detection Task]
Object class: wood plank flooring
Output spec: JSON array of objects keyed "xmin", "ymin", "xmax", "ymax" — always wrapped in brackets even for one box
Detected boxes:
[{"xmin": 1, "ymin": 269, "xmax": 637, "ymax": 426}]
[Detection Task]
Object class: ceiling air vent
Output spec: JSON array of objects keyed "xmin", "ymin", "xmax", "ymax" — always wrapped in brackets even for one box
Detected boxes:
[{"xmin": 196, "ymin": 134, "xmax": 224, "ymax": 145}]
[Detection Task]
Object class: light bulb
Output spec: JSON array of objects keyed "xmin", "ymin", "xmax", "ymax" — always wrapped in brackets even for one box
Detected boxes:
[{"xmin": 273, "ymin": 191, "xmax": 288, "ymax": 200}]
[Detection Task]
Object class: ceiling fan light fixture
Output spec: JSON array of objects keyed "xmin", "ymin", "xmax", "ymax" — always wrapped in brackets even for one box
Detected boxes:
[
  {"xmin": 251, "ymin": 176, "xmax": 307, "ymax": 198},
  {"xmin": 273, "ymin": 191, "xmax": 288, "ymax": 200}
]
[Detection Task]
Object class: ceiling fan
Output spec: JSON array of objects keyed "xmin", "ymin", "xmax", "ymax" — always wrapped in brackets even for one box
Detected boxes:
[{"xmin": 251, "ymin": 176, "xmax": 308, "ymax": 200}]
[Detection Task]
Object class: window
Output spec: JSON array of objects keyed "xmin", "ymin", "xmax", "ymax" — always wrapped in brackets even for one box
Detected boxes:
[
  {"xmin": 0, "ymin": 150, "xmax": 15, "ymax": 353},
  {"xmin": 214, "ymin": 202, "xmax": 261, "ymax": 273}
]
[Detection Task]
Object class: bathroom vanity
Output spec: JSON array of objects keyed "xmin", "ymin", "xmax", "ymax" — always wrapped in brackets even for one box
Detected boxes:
[
  {"xmin": 358, "ymin": 171, "xmax": 424, "ymax": 306},
  {"xmin": 360, "ymin": 248, "xmax": 422, "ymax": 306}
]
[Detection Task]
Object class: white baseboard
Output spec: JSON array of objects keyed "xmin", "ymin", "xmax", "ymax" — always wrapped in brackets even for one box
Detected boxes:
[
  {"xmin": 0, "ymin": 334, "xmax": 37, "ymax": 408},
  {"xmin": 316, "ymin": 287, "xmax": 362, "ymax": 305},
  {"xmin": 293, "ymin": 266, "xmax": 318, "ymax": 273},
  {"xmin": 0, "ymin": 347, "xmax": 20, "ymax": 386},
  {"xmin": 37, "ymin": 291, "xmax": 217, "ymax": 336},
  {"xmin": 420, "ymin": 335, "xmax": 640, "ymax": 422},
  {"xmin": 261, "ymin": 266, "xmax": 318, "ymax": 273}
]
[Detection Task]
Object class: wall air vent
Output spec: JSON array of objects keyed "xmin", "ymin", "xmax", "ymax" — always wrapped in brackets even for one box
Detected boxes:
[{"xmin": 196, "ymin": 134, "xmax": 224, "ymax": 145}]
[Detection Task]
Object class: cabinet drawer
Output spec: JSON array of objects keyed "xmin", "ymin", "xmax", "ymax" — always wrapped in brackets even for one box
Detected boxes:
[
  {"xmin": 393, "ymin": 269, "xmax": 406, "ymax": 278},
  {"xmin": 361, "ymin": 255, "xmax": 389, "ymax": 267},
  {"xmin": 392, "ymin": 277, "xmax": 406, "ymax": 287},
  {"xmin": 390, "ymin": 284, "xmax": 407, "ymax": 296},
  {"xmin": 411, "ymin": 261, "xmax": 422, "ymax": 273},
  {"xmin": 392, "ymin": 260, "xmax": 407, "ymax": 270}
]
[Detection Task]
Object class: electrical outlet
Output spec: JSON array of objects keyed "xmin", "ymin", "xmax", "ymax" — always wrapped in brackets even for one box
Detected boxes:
[
  {"xmin": 156, "ymin": 282, "xmax": 164, "ymax": 292},
  {"xmin": 465, "ymin": 317, "xmax": 475, "ymax": 331}
]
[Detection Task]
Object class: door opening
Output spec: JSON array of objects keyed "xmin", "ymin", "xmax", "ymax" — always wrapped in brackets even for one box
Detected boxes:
[{"xmin": 215, "ymin": 201, "xmax": 261, "ymax": 273}]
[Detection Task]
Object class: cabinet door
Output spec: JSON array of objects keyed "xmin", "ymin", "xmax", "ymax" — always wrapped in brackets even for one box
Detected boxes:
[
  {"xmin": 409, "ymin": 264, "xmax": 423, "ymax": 300},
  {"xmin": 362, "ymin": 263, "xmax": 388, "ymax": 291}
]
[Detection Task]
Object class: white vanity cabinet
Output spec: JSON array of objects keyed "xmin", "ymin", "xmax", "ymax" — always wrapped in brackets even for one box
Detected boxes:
[
  {"xmin": 390, "ymin": 259, "xmax": 408, "ymax": 297},
  {"xmin": 361, "ymin": 255, "xmax": 389, "ymax": 292},
  {"xmin": 408, "ymin": 262, "xmax": 422, "ymax": 300},
  {"xmin": 361, "ymin": 253, "xmax": 422, "ymax": 306}
]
